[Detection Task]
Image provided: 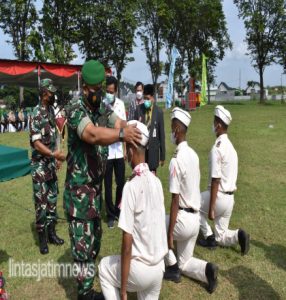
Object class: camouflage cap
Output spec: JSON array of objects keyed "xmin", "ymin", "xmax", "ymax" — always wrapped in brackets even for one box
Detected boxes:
[
  {"xmin": 40, "ymin": 78, "xmax": 57, "ymax": 93},
  {"xmin": 82, "ymin": 60, "xmax": 105, "ymax": 85}
]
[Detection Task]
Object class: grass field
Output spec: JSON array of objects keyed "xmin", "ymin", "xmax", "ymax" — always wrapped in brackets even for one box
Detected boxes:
[{"xmin": 0, "ymin": 101, "xmax": 286, "ymax": 299}]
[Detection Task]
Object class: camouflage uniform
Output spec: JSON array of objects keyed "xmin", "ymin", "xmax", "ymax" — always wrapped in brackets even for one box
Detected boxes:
[
  {"xmin": 64, "ymin": 96, "xmax": 117, "ymax": 295},
  {"xmin": 30, "ymin": 104, "xmax": 58, "ymax": 233}
]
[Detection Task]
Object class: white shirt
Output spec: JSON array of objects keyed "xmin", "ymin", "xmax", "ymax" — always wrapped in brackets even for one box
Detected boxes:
[
  {"xmin": 107, "ymin": 97, "xmax": 126, "ymax": 159},
  {"xmin": 169, "ymin": 141, "xmax": 201, "ymax": 211},
  {"xmin": 119, "ymin": 163, "xmax": 168, "ymax": 266},
  {"xmin": 208, "ymin": 133, "xmax": 238, "ymax": 192}
]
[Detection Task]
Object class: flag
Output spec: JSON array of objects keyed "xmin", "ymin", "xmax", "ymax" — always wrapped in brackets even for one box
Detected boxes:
[
  {"xmin": 201, "ymin": 54, "xmax": 208, "ymax": 106},
  {"xmin": 166, "ymin": 47, "xmax": 181, "ymax": 109}
]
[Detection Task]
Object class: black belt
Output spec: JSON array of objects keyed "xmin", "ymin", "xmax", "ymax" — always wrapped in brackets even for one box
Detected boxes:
[
  {"xmin": 222, "ymin": 191, "xmax": 234, "ymax": 195},
  {"xmin": 179, "ymin": 207, "xmax": 196, "ymax": 213}
]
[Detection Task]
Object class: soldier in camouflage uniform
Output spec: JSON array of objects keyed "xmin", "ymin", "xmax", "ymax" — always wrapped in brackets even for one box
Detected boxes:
[
  {"xmin": 64, "ymin": 60, "xmax": 141, "ymax": 300},
  {"xmin": 30, "ymin": 78, "xmax": 66, "ymax": 255}
]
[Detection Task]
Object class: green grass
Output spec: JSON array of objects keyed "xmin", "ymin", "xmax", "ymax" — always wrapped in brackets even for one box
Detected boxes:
[{"xmin": 1, "ymin": 101, "xmax": 286, "ymax": 299}]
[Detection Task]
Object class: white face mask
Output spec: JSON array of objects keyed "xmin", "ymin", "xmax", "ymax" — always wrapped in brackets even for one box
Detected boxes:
[
  {"xmin": 105, "ymin": 93, "xmax": 115, "ymax": 104},
  {"xmin": 212, "ymin": 124, "xmax": 218, "ymax": 135},
  {"xmin": 170, "ymin": 132, "xmax": 176, "ymax": 145},
  {"xmin": 136, "ymin": 91, "xmax": 143, "ymax": 100}
]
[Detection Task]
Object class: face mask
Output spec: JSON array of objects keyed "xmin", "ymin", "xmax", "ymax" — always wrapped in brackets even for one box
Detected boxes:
[
  {"xmin": 136, "ymin": 91, "xmax": 143, "ymax": 100},
  {"xmin": 86, "ymin": 88, "xmax": 103, "ymax": 110},
  {"xmin": 170, "ymin": 132, "xmax": 176, "ymax": 145},
  {"xmin": 105, "ymin": 93, "xmax": 115, "ymax": 105},
  {"xmin": 212, "ymin": 124, "xmax": 217, "ymax": 135},
  {"xmin": 49, "ymin": 94, "xmax": 56, "ymax": 105},
  {"xmin": 127, "ymin": 149, "xmax": 133, "ymax": 168},
  {"xmin": 144, "ymin": 99, "xmax": 152, "ymax": 109}
]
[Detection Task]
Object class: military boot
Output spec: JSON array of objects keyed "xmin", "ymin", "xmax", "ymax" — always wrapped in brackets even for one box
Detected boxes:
[
  {"xmin": 78, "ymin": 289, "xmax": 105, "ymax": 300},
  {"xmin": 163, "ymin": 263, "xmax": 181, "ymax": 283},
  {"xmin": 47, "ymin": 222, "xmax": 64, "ymax": 245},
  {"xmin": 38, "ymin": 231, "xmax": 49, "ymax": 255}
]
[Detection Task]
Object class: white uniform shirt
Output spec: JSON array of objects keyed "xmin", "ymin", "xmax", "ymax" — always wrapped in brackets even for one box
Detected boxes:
[
  {"xmin": 108, "ymin": 97, "xmax": 126, "ymax": 159},
  {"xmin": 208, "ymin": 133, "xmax": 238, "ymax": 192},
  {"xmin": 169, "ymin": 141, "xmax": 201, "ymax": 211},
  {"xmin": 119, "ymin": 163, "xmax": 168, "ymax": 266}
]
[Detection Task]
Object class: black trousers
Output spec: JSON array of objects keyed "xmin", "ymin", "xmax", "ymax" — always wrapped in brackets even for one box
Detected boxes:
[{"xmin": 104, "ymin": 158, "xmax": 125, "ymax": 221}]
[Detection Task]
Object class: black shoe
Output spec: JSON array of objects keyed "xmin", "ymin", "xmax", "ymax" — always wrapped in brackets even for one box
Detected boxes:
[
  {"xmin": 163, "ymin": 263, "xmax": 181, "ymax": 283},
  {"xmin": 205, "ymin": 262, "xmax": 218, "ymax": 294},
  {"xmin": 78, "ymin": 289, "xmax": 105, "ymax": 300},
  {"xmin": 47, "ymin": 222, "xmax": 64, "ymax": 245},
  {"xmin": 108, "ymin": 219, "xmax": 114, "ymax": 229},
  {"xmin": 38, "ymin": 231, "xmax": 49, "ymax": 255},
  {"xmin": 198, "ymin": 234, "xmax": 217, "ymax": 249},
  {"xmin": 238, "ymin": 229, "xmax": 250, "ymax": 256}
]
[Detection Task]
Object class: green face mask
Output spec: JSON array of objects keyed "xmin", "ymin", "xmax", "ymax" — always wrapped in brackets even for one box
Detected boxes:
[{"xmin": 144, "ymin": 99, "xmax": 152, "ymax": 109}]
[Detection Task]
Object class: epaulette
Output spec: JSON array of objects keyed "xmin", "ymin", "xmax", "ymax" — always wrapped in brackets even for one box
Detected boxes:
[{"xmin": 216, "ymin": 141, "xmax": 221, "ymax": 148}]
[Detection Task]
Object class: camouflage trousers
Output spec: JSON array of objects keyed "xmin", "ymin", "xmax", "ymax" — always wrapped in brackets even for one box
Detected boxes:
[
  {"xmin": 68, "ymin": 216, "xmax": 102, "ymax": 295},
  {"xmin": 32, "ymin": 178, "xmax": 58, "ymax": 232}
]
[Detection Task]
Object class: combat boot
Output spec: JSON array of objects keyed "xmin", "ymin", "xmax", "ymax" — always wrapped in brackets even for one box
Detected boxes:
[
  {"xmin": 38, "ymin": 231, "xmax": 49, "ymax": 255},
  {"xmin": 47, "ymin": 222, "xmax": 64, "ymax": 245},
  {"xmin": 78, "ymin": 289, "xmax": 105, "ymax": 300},
  {"xmin": 163, "ymin": 263, "xmax": 181, "ymax": 283},
  {"xmin": 238, "ymin": 229, "xmax": 250, "ymax": 256},
  {"xmin": 198, "ymin": 234, "xmax": 217, "ymax": 249},
  {"xmin": 205, "ymin": 262, "xmax": 218, "ymax": 294}
]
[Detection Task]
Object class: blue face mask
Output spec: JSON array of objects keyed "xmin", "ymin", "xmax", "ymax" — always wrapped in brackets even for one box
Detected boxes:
[
  {"xmin": 105, "ymin": 93, "xmax": 115, "ymax": 105},
  {"xmin": 144, "ymin": 99, "xmax": 152, "ymax": 109}
]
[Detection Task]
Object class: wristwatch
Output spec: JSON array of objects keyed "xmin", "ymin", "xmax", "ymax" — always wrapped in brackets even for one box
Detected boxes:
[
  {"xmin": 50, "ymin": 151, "xmax": 55, "ymax": 158},
  {"xmin": 119, "ymin": 128, "xmax": 124, "ymax": 142}
]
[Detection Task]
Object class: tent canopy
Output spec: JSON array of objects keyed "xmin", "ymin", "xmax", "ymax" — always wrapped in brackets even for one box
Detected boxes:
[{"xmin": 0, "ymin": 59, "xmax": 82, "ymax": 88}]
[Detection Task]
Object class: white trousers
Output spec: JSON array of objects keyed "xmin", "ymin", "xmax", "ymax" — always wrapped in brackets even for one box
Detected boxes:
[
  {"xmin": 98, "ymin": 255, "xmax": 164, "ymax": 300},
  {"xmin": 165, "ymin": 211, "xmax": 208, "ymax": 283},
  {"xmin": 200, "ymin": 190, "xmax": 238, "ymax": 246}
]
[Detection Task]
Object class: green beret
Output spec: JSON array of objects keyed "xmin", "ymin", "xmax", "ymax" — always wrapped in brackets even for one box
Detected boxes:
[{"xmin": 82, "ymin": 60, "xmax": 105, "ymax": 85}]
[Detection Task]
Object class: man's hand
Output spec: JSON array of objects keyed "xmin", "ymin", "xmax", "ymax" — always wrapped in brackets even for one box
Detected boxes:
[
  {"xmin": 123, "ymin": 124, "xmax": 141, "ymax": 147},
  {"xmin": 168, "ymin": 233, "xmax": 174, "ymax": 250},
  {"xmin": 208, "ymin": 208, "xmax": 215, "ymax": 221},
  {"xmin": 53, "ymin": 149, "xmax": 66, "ymax": 162},
  {"xmin": 159, "ymin": 160, "xmax": 165, "ymax": 167},
  {"xmin": 120, "ymin": 291, "xmax": 127, "ymax": 300}
]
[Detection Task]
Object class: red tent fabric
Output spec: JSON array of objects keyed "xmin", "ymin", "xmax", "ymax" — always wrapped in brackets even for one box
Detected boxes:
[
  {"xmin": 0, "ymin": 59, "xmax": 82, "ymax": 88},
  {"xmin": 0, "ymin": 60, "xmax": 37, "ymax": 76}
]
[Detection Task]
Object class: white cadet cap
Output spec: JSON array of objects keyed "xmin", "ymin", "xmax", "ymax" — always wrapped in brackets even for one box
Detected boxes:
[
  {"xmin": 171, "ymin": 107, "xmax": 191, "ymax": 128},
  {"xmin": 214, "ymin": 105, "xmax": 232, "ymax": 125},
  {"xmin": 127, "ymin": 120, "xmax": 149, "ymax": 147}
]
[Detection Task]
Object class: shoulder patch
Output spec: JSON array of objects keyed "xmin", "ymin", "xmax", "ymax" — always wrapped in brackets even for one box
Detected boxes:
[{"xmin": 216, "ymin": 141, "xmax": 221, "ymax": 148}]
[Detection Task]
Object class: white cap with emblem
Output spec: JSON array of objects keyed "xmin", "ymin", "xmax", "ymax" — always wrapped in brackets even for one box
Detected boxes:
[
  {"xmin": 171, "ymin": 107, "xmax": 191, "ymax": 128},
  {"xmin": 127, "ymin": 120, "xmax": 149, "ymax": 147},
  {"xmin": 214, "ymin": 105, "xmax": 232, "ymax": 125}
]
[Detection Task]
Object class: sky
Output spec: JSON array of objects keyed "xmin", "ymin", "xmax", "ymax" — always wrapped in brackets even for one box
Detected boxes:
[{"xmin": 0, "ymin": 0, "xmax": 285, "ymax": 89}]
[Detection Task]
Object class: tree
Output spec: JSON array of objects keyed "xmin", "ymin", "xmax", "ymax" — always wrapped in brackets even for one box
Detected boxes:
[
  {"xmin": 234, "ymin": 0, "xmax": 286, "ymax": 103},
  {"xmin": 0, "ymin": 0, "xmax": 37, "ymax": 104},
  {"xmin": 107, "ymin": 0, "xmax": 137, "ymax": 97},
  {"xmin": 30, "ymin": 0, "xmax": 77, "ymax": 63},
  {"xmin": 137, "ymin": 0, "xmax": 169, "ymax": 98},
  {"xmin": 163, "ymin": 0, "xmax": 231, "ymax": 101}
]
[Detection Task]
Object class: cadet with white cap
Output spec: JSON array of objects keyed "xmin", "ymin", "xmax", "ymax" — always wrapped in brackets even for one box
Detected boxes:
[
  {"xmin": 164, "ymin": 107, "xmax": 218, "ymax": 294},
  {"xmin": 198, "ymin": 105, "xmax": 250, "ymax": 256},
  {"xmin": 99, "ymin": 120, "xmax": 168, "ymax": 300}
]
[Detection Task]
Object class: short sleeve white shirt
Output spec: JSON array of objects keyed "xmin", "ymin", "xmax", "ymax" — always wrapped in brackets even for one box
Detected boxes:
[
  {"xmin": 119, "ymin": 163, "xmax": 168, "ymax": 266},
  {"xmin": 169, "ymin": 141, "xmax": 201, "ymax": 211}
]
